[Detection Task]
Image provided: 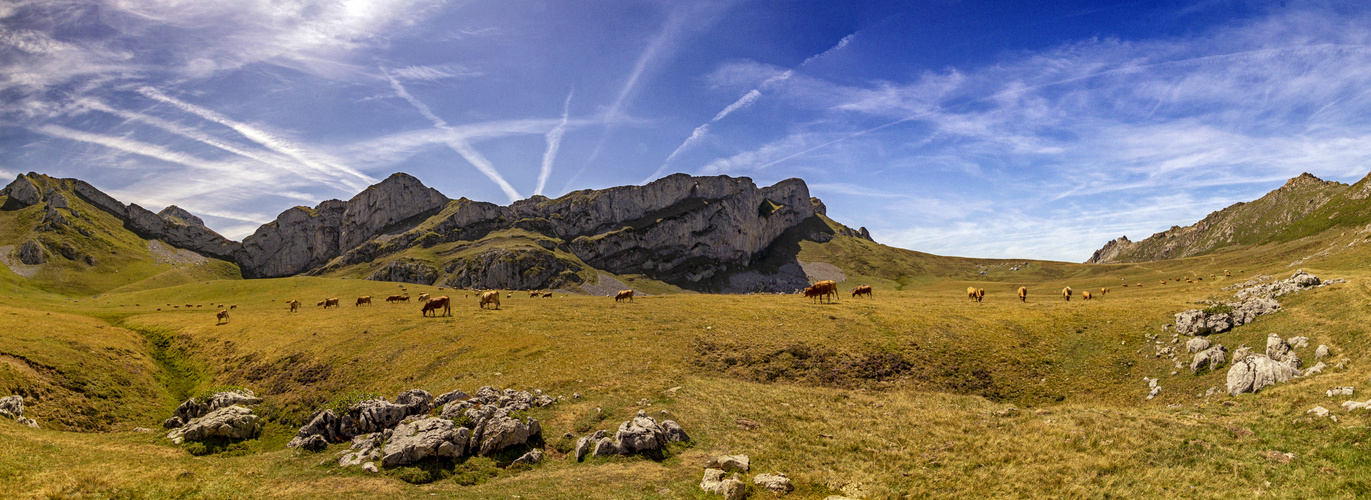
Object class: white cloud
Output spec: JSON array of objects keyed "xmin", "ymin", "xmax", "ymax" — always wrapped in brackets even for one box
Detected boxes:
[
  {"xmin": 536, "ymin": 90, "xmax": 573, "ymax": 196},
  {"xmin": 390, "ymin": 63, "xmax": 482, "ymax": 81}
]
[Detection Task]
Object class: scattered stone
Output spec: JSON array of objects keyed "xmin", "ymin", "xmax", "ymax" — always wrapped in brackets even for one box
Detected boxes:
[
  {"xmin": 298, "ymin": 434, "xmax": 328, "ymax": 452},
  {"xmin": 510, "ymin": 448, "xmax": 544, "ymax": 467},
  {"xmin": 662, "ymin": 420, "xmax": 690, "ymax": 443},
  {"xmin": 362, "ymin": 462, "xmax": 379, "ymax": 473},
  {"xmin": 592, "ymin": 436, "xmax": 620, "ymax": 457},
  {"xmin": 1144, "ymin": 377, "xmax": 1162, "ymax": 400},
  {"xmin": 700, "ymin": 469, "xmax": 746, "ymax": 500},
  {"xmin": 16, "ymin": 239, "xmax": 47, "ymax": 265},
  {"xmin": 339, "ymin": 433, "xmax": 384, "ymax": 467},
  {"xmin": 1191, "ymin": 345, "xmax": 1228, "ymax": 374},
  {"xmin": 132, "ymin": 427, "xmax": 154, "ymax": 433},
  {"xmin": 1327, "ymin": 387, "xmax": 1354, "ymax": 397},
  {"xmin": 754, "ymin": 472, "xmax": 793, "ymax": 494},
  {"xmin": 1303, "ymin": 362, "xmax": 1327, "ymax": 377},
  {"xmin": 1185, "ymin": 337, "xmax": 1211, "ymax": 353},
  {"xmin": 735, "ymin": 418, "xmax": 761, "ymax": 430},
  {"xmin": 0, "ymin": 395, "xmax": 38, "ymax": 428},
  {"xmin": 1316, "ymin": 345, "xmax": 1330, "ymax": 362},
  {"xmin": 1307, "ymin": 406, "xmax": 1337, "ymax": 422},
  {"xmin": 707, "ymin": 454, "xmax": 751, "ymax": 473},
  {"xmin": 166, "ymin": 406, "xmax": 260, "ymax": 445},
  {"xmin": 1288, "ymin": 336, "xmax": 1310, "ymax": 349},
  {"xmin": 475, "ymin": 413, "xmax": 541, "ymax": 456},
  {"xmin": 1262, "ymin": 450, "xmax": 1297, "ymax": 464},
  {"xmin": 1227, "ymin": 336, "xmax": 1304, "ymax": 395},
  {"xmin": 1342, "ymin": 400, "xmax": 1371, "ymax": 411},
  {"xmin": 433, "ymin": 389, "xmax": 471, "ymax": 408}
]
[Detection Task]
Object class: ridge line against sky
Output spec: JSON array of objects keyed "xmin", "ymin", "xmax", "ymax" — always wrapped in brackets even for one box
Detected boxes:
[{"xmin": 4, "ymin": 1, "xmax": 1371, "ymax": 261}]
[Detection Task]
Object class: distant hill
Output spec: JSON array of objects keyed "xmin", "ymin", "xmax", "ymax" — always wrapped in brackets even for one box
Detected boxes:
[{"xmin": 1086, "ymin": 172, "xmax": 1371, "ymax": 264}]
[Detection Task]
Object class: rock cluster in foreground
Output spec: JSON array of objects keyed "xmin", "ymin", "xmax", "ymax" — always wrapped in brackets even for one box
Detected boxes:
[
  {"xmin": 163, "ymin": 390, "xmax": 264, "ymax": 445},
  {"xmin": 0, "ymin": 395, "xmax": 39, "ymax": 428}
]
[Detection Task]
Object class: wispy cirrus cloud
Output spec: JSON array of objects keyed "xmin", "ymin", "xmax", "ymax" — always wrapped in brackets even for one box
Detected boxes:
[{"xmin": 536, "ymin": 90, "xmax": 573, "ymax": 196}]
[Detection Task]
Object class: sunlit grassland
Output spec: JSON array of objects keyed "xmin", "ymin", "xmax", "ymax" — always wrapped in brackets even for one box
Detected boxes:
[{"xmin": 3, "ymin": 228, "xmax": 1371, "ymax": 497}]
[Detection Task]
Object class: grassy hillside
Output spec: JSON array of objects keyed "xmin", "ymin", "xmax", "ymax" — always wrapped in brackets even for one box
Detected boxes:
[{"xmin": 0, "ymin": 173, "xmax": 242, "ymax": 296}]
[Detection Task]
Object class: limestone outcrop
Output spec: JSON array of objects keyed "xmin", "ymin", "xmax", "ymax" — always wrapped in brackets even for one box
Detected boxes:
[
  {"xmin": 0, "ymin": 395, "xmax": 39, "ymax": 428},
  {"xmin": 166, "ymin": 406, "xmax": 260, "ymax": 444}
]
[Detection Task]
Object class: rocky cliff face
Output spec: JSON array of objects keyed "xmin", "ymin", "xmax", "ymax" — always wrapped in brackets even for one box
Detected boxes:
[
  {"xmin": 248, "ymin": 173, "xmax": 829, "ymax": 291},
  {"xmin": 1086, "ymin": 173, "xmax": 1350, "ymax": 264},
  {"xmin": 237, "ymin": 173, "xmax": 448, "ymax": 278}
]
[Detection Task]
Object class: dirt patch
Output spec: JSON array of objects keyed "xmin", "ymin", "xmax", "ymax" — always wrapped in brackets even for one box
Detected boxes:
[
  {"xmin": 581, "ymin": 273, "xmax": 632, "ymax": 297},
  {"xmin": 800, "ymin": 261, "xmax": 846, "ymax": 283},
  {"xmin": 147, "ymin": 240, "xmax": 208, "ymax": 266}
]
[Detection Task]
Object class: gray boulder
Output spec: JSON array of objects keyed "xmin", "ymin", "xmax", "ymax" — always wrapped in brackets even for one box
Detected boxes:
[
  {"xmin": 167, "ymin": 406, "xmax": 260, "ymax": 444},
  {"xmin": 614, "ymin": 411, "xmax": 669, "ymax": 454},
  {"xmin": 298, "ymin": 434, "xmax": 328, "ymax": 452},
  {"xmin": 1230, "ymin": 298, "xmax": 1279, "ymax": 325},
  {"xmin": 17, "ymin": 239, "xmax": 47, "ymax": 265},
  {"xmin": 476, "ymin": 413, "xmax": 541, "ymax": 456},
  {"xmin": 394, "ymin": 389, "xmax": 434, "ymax": 415},
  {"xmin": 1185, "ymin": 337, "xmax": 1212, "ymax": 353},
  {"xmin": 510, "ymin": 448, "xmax": 544, "ymax": 467},
  {"xmin": 708, "ymin": 454, "xmax": 751, "ymax": 473},
  {"xmin": 700, "ymin": 468, "xmax": 747, "ymax": 500},
  {"xmin": 433, "ymin": 389, "xmax": 472, "ymax": 408},
  {"xmin": 754, "ymin": 472, "xmax": 794, "ymax": 494},
  {"xmin": 592, "ymin": 437, "xmax": 621, "ymax": 457},
  {"xmin": 1190, "ymin": 345, "xmax": 1227, "ymax": 374},
  {"xmin": 662, "ymin": 420, "xmax": 690, "ymax": 442},
  {"xmin": 0, "ymin": 395, "xmax": 37, "ymax": 428},
  {"xmin": 172, "ymin": 390, "xmax": 263, "ymax": 426},
  {"xmin": 1266, "ymin": 334, "xmax": 1301, "ymax": 368},
  {"xmin": 288, "ymin": 409, "xmax": 340, "ymax": 448},
  {"xmin": 340, "ymin": 433, "xmax": 384, "ymax": 467},
  {"xmin": 339, "ymin": 399, "xmax": 420, "ymax": 438},
  {"xmin": 1316, "ymin": 345, "xmax": 1330, "ymax": 362},
  {"xmin": 1227, "ymin": 355, "xmax": 1302, "ymax": 396},
  {"xmin": 381, "ymin": 417, "xmax": 467, "ymax": 467},
  {"xmin": 1287, "ymin": 336, "xmax": 1310, "ymax": 349}
]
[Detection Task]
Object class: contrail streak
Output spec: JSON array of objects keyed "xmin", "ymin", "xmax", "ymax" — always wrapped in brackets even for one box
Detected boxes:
[
  {"xmin": 536, "ymin": 90, "xmax": 573, "ymax": 196},
  {"xmin": 644, "ymin": 33, "xmax": 856, "ymax": 183},
  {"xmin": 383, "ymin": 71, "xmax": 522, "ymax": 202},
  {"xmin": 138, "ymin": 87, "xmax": 376, "ymax": 191}
]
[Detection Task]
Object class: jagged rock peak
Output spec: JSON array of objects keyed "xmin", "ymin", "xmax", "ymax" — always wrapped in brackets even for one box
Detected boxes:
[
  {"xmin": 1283, "ymin": 172, "xmax": 1338, "ymax": 189},
  {"xmin": 1086, "ymin": 236, "xmax": 1132, "ymax": 264},
  {"xmin": 158, "ymin": 205, "xmax": 205, "ymax": 227},
  {"xmin": 1, "ymin": 174, "xmax": 41, "ymax": 207}
]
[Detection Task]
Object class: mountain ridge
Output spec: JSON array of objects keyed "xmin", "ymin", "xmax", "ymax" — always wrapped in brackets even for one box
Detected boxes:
[{"xmin": 1086, "ymin": 172, "xmax": 1363, "ymax": 264}]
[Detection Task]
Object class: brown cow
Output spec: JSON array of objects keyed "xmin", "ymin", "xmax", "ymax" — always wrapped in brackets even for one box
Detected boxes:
[
  {"xmin": 1017, "ymin": 286, "xmax": 1028, "ymax": 302},
  {"xmin": 809, "ymin": 280, "xmax": 838, "ymax": 303},
  {"xmin": 1100, "ymin": 287, "xmax": 1110, "ymax": 295},
  {"xmin": 530, "ymin": 291, "xmax": 541, "ymax": 298},
  {"xmin": 1082, "ymin": 291, "xmax": 1093, "ymax": 300},
  {"xmin": 216, "ymin": 309, "xmax": 229, "ymax": 325},
  {"xmin": 543, "ymin": 292, "xmax": 554, "ymax": 298},
  {"xmin": 851, "ymin": 285, "xmax": 873, "ymax": 298},
  {"xmin": 615, "ymin": 289, "xmax": 635, "ymax": 302},
  {"xmin": 356, "ymin": 296, "xmax": 372, "ymax": 306},
  {"xmin": 287, "ymin": 299, "xmax": 300, "ymax": 313},
  {"xmin": 422, "ymin": 296, "xmax": 451, "ymax": 317},
  {"xmin": 229, "ymin": 304, "xmax": 237, "ymax": 310},
  {"xmin": 323, "ymin": 298, "xmax": 340, "ymax": 309},
  {"xmin": 1062, "ymin": 286, "xmax": 1072, "ymax": 301},
  {"xmin": 967, "ymin": 287, "xmax": 979, "ymax": 301},
  {"xmin": 480, "ymin": 291, "xmax": 501, "ymax": 310},
  {"xmin": 418, "ymin": 293, "xmax": 430, "ymax": 302}
]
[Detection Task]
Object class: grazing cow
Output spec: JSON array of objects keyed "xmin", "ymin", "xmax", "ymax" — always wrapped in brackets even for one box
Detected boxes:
[
  {"xmin": 287, "ymin": 299, "xmax": 300, "ymax": 313},
  {"xmin": 804, "ymin": 280, "xmax": 838, "ymax": 303},
  {"xmin": 530, "ymin": 291, "xmax": 540, "ymax": 298},
  {"xmin": 323, "ymin": 298, "xmax": 340, "ymax": 309},
  {"xmin": 1100, "ymin": 287, "xmax": 1110, "ymax": 295},
  {"xmin": 1062, "ymin": 286, "xmax": 1073, "ymax": 301},
  {"xmin": 356, "ymin": 296, "xmax": 372, "ymax": 306},
  {"xmin": 1160, "ymin": 281, "xmax": 1167, "ymax": 285},
  {"xmin": 216, "ymin": 309, "xmax": 229, "ymax": 325},
  {"xmin": 615, "ymin": 289, "xmax": 635, "ymax": 302},
  {"xmin": 967, "ymin": 287, "xmax": 979, "ymax": 301},
  {"xmin": 852, "ymin": 285, "xmax": 873, "ymax": 298},
  {"xmin": 418, "ymin": 293, "xmax": 430, "ymax": 302},
  {"xmin": 1082, "ymin": 291, "xmax": 1093, "ymax": 300},
  {"xmin": 422, "ymin": 296, "xmax": 452, "ymax": 317},
  {"xmin": 480, "ymin": 291, "xmax": 501, "ymax": 310},
  {"xmin": 543, "ymin": 292, "xmax": 554, "ymax": 298},
  {"xmin": 1018, "ymin": 286, "xmax": 1028, "ymax": 302}
]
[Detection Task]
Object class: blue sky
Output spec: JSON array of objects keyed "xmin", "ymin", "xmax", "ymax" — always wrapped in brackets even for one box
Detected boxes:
[{"xmin": 4, "ymin": 1, "xmax": 1371, "ymax": 262}]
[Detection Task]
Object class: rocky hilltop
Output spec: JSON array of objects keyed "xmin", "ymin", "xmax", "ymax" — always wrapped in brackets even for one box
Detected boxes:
[
  {"xmin": 1087, "ymin": 173, "xmax": 1354, "ymax": 264},
  {"xmin": 1, "ymin": 173, "xmax": 240, "ymax": 261},
  {"xmin": 243, "ymin": 173, "xmax": 870, "ymax": 292},
  {"xmin": 1, "ymin": 171, "xmax": 874, "ymax": 293}
]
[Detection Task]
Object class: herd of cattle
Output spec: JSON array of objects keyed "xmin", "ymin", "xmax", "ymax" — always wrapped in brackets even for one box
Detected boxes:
[{"xmin": 206, "ymin": 268, "xmax": 1237, "ymax": 322}]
